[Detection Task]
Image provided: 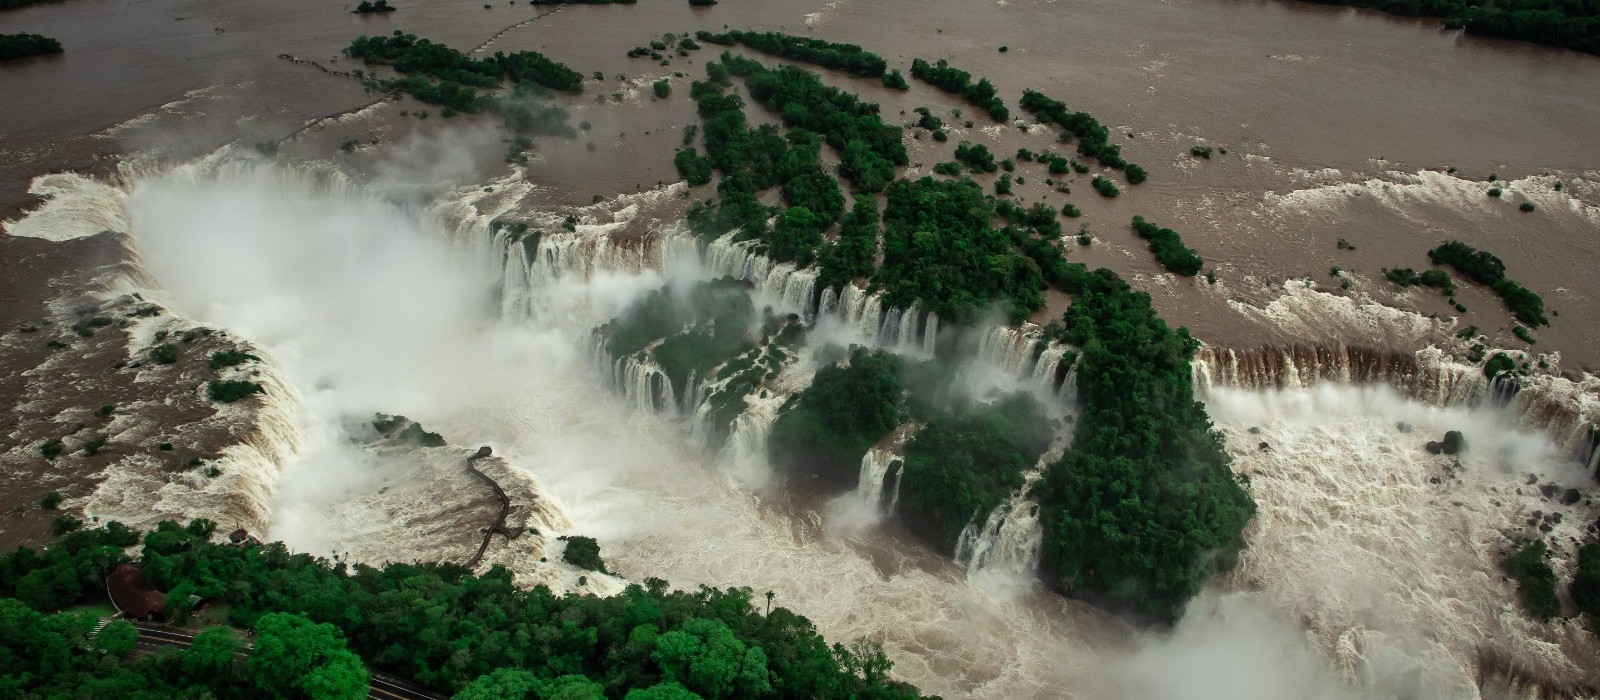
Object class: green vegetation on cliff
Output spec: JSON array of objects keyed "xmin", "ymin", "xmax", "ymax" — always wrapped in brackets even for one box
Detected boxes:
[
  {"xmin": 768, "ymin": 348, "xmax": 905, "ymax": 484},
  {"xmin": 1504, "ymin": 539, "xmax": 1561, "ymax": 620},
  {"xmin": 1039, "ymin": 268, "xmax": 1256, "ymax": 620},
  {"xmin": 1, "ymin": 520, "xmax": 927, "ymax": 698}
]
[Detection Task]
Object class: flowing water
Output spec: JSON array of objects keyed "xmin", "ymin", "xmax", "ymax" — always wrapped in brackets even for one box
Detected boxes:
[{"xmin": 6, "ymin": 0, "xmax": 1600, "ymax": 695}]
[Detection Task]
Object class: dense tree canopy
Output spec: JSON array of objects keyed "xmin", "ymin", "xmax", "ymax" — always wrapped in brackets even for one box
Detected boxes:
[
  {"xmin": 1, "ymin": 521, "xmax": 930, "ymax": 699},
  {"xmin": 695, "ymin": 30, "xmax": 888, "ymax": 78},
  {"xmin": 1038, "ymin": 269, "xmax": 1256, "ymax": 620},
  {"xmin": 768, "ymin": 348, "xmax": 905, "ymax": 484}
]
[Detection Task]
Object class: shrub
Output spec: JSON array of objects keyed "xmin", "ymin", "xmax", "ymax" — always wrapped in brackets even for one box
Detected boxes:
[
  {"xmin": 1124, "ymin": 163, "xmax": 1148, "ymax": 184},
  {"xmin": 1504, "ymin": 540, "xmax": 1561, "ymax": 620},
  {"xmin": 209, "ymin": 350, "xmax": 259, "ymax": 371},
  {"xmin": 40, "ymin": 439, "xmax": 63, "ymax": 460},
  {"xmin": 1061, "ymin": 204, "xmax": 1081, "ymax": 218},
  {"xmin": 82, "ymin": 436, "xmax": 106, "ymax": 456},
  {"xmin": 882, "ymin": 69, "xmax": 908, "ymax": 90},
  {"xmin": 40, "ymin": 492, "xmax": 62, "ymax": 509},
  {"xmin": 1441, "ymin": 430, "xmax": 1465, "ymax": 455},
  {"xmin": 560, "ymin": 535, "xmax": 608, "ymax": 572},
  {"xmin": 97, "ymin": 404, "xmax": 114, "ymax": 417},
  {"xmin": 1572, "ymin": 543, "xmax": 1600, "ymax": 619},
  {"xmin": 652, "ymin": 78, "xmax": 670, "ymax": 98},
  {"xmin": 208, "ymin": 380, "xmax": 264, "ymax": 403},
  {"xmin": 1190, "ymin": 146, "xmax": 1213, "ymax": 159},
  {"xmin": 1519, "ymin": 202, "xmax": 1536, "ymax": 212},
  {"xmin": 1091, "ymin": 175, "xmax": 1119, "ymax": 198},
  {"xmin": 1488, "ymin": 187, "xmax": 1503, "ymax": 197},
  {"xmin": 150, "ymin": 343, "xmax": 179, "ymax": 365},
  {"xmin": 50, "ymin": 515, "xmax": 82, "ymax": 536}
]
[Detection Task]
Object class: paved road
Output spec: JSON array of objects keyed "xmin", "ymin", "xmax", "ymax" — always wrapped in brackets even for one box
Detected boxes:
[{"xmin": 113, "ymin": 621, "xmax": 445, "ymax": 700}]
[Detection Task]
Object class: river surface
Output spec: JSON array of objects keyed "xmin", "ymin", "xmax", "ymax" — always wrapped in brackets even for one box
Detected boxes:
[{"xmin": 5, "ymin": 0, "xmax": 1599, "ymax": 366}]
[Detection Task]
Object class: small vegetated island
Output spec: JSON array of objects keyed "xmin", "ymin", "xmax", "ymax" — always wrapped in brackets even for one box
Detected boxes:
[
  {"xmin": 1298, "ymin": 0, "xmax": 1600, "ymax": 55},
  {"xmin": 0, "ymin": 32, "xmax": 63, "ymax": 61},
  {"xmin": 1, "ymin": 520, "xmax": 927, "ymax": 698},
  {"xmin": 615, "ymin": 31, "xmax": 1253, "ymax": 620}
]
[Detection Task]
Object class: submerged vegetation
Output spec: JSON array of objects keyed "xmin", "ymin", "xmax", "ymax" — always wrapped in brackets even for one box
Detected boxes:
[{"xmin": 0, "ymin": 521, "xmax": 928, "ymax": 698}]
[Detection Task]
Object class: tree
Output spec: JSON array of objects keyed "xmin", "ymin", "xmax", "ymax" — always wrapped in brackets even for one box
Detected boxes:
[
  {"xmin": 246, "ymin": 612, "xmax": 369, "ymax": 700},
  {"xmin": 454, "ymin": 668, "xmax": 542, "ymax": 699},
  {"xmin": 184, "ymin": 627, "xmax": 241, "ymax": 680},
  {"xmin": 93, "ymin": 620, "xmax": 138, "ymax": 657},
  {"xmin": 652, "ymin": 618, "xmax": 771, "ymax": 699},
  {"xmin": 626, "ymin": 681, "xmax": 705, "ymax": 699}
]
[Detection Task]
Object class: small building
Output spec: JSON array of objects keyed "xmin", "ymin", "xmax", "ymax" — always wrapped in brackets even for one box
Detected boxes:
[
  {"xmin": 227, "ymin": 528, "xmax": 261, "ymax": 546},
  {"xmin": 106, "ymin": 565, "xmax": 164, "ymax": 621}
]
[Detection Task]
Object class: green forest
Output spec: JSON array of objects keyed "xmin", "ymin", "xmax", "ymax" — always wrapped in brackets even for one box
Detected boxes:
[
  {"xmin": 1, "ymin": 520, "xmax": 929, "ymax": 699},
  {"xmin": 1300, "ymin": 0, "xmax": 1600, "ymax": 54}
]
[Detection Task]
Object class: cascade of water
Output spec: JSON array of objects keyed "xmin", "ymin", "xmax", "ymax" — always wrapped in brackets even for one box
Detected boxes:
[
  {"xmin": 1193, "ymin": 343, "xmax": 1600, "ymax": 468},
  {"xmin": 854, "ymin": 448, "xmax": 904, "ymax": 515}
]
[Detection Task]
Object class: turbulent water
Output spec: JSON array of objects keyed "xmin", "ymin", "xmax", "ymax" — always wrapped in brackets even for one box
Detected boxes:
[{"xmin": 6, "ymin": 152, "xmax": 1600, "ymax": 698}]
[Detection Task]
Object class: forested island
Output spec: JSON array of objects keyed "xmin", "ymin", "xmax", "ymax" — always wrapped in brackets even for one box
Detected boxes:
[
  {"xmin": 0, "ymin": 520, "xmax": 929, "ymax": 699},
  {"xmin": 0, "ymin": 32, "xmax": 62, "ymax": 61}
]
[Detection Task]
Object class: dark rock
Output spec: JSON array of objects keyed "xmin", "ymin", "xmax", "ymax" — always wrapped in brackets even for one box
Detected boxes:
[
  {"xmin": 1539, "ymin": 523, "xmax": 1554, "ymax": 533},
  {"xmin": 1248, "ymin": 426, "xmax": 1261, "ymax": 435},
  {"xmin": 1429, "ymin": 476, "xmax": 1441, "ymax": 485},
  {"xmin": 1396, "ymin": 421, "xmax": 1413, "ymax": 433},
  {"xmin": 1425, "ymin": 441, "xmax": 1444, "ymax": 454},
  {"xmin": 473, "ymin": 445, "xmax": 492, "ymax": 460},
  {"xmin": 1526, "ymin": 473, "xmax": 1539, "ymax": 485},
  {"xmin": 1540, "ymin": 483, "xmax": 1560, "ymax": 500},
  {"xmin": 1562, "ymin": 488, "xmax": 1581, "ymax": 505}
]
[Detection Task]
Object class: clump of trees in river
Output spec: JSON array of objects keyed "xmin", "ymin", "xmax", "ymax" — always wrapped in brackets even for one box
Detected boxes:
[
  {"xmin": 0, "ymin": 32, "xmax": 62, "ymax": 61},
  {"xmin": 1427, "ymin": 240, "xmax": 1547, "ymax": 327},
  {"xmin": 909, "ymin": 58, "xmax": 1009, "ymax": 121},
  {"xmin": 0, "ymin": 519, "xmax": 930, "ymax": 699},
  {"xmin": 1019, "ymin": 89, "xmax": 1145, "ymax": 183},
  {"xmin": 1130, "ymin": 216, "xmax": 1204, "ymax": 276},
  {"xmin": 346, "ymin": 31, "xmax": 583, "ymax": 115},
  {"xmin": 694, "ymin": 30, "xmax": 888, "ymax": 79}
]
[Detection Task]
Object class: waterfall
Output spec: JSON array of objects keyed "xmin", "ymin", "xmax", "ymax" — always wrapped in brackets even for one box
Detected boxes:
[
  {"xmin": 952, "ymin": 436, "xmax": 1069, "ymax": 581},
  {"xmin": 1193, "ymin": 343, "xmax": 1600, "ymax": 470},
  {"xmin": 854, "ymin": 448, "xmax": 904, "ymax": 516}
]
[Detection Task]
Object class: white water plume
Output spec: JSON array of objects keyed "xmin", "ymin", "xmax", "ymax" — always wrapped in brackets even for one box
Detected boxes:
[{"xmin": 1207, "ymin": 382, "xmax": 1600, "ymax": 696}]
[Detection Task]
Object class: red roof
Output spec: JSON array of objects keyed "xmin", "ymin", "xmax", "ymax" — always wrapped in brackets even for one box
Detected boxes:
[{"xmin": 106, "ymin": 564, "xmax": 165, "ymax": 619}]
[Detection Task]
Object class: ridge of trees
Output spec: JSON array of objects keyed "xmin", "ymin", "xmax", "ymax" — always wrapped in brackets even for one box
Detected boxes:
[
  {"xmin": 1298, "ymin": 0, "xmax": 1600, "ymax": 55},
  {"xmin": 1019, "ymin": 89, "xmax": 1143, "ymax": 180},
  {"xmin": 0, "ymin": 520, "xmax": 930, "ymax": 699},
  {"xmin": 693, "ymin": 30, "xmax": 888, "ymax": 78},
  {"xmin": 346, "ymin": 31, "xmax": 582, "ymax": 116}
]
